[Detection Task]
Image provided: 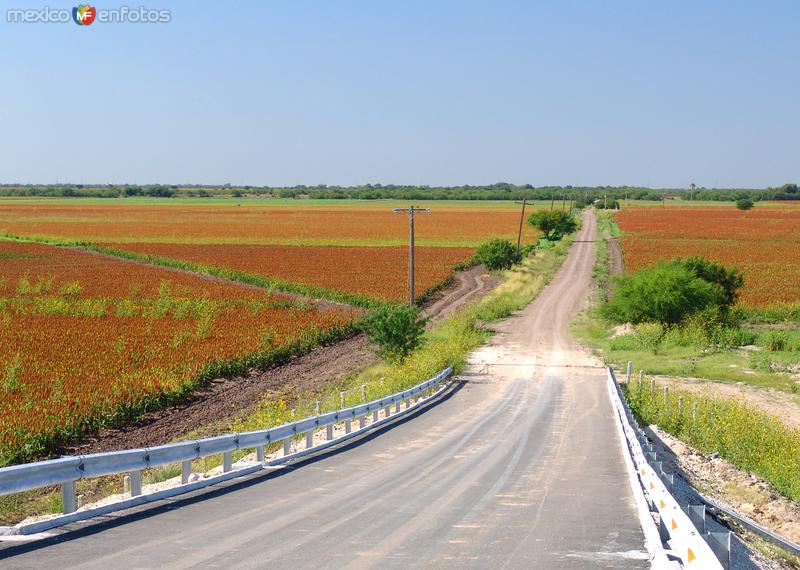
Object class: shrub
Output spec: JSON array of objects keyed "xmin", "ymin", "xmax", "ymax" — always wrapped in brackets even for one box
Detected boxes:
[
  {"xmin": 527, "ymin": 210, "xmax": 577, "ymax": 241},
  {"xmin": 603, "ymin": 257, "xmax": 743, "ymax": 325},
  {"xmin": 602, "ymin": 263, "xmax": 724, "ymax": 324},
  {"xmin": 736, "ymin": 198, "xmax": 754, "ymax": 211},
  {"xmin": 474, "ymin": 239, "xmax": 522, "ymax": 271},
  {"xmin": 364, "ymin": 304, "xmax": 427, "ymax": 361},
  {"xmin": 633, "ymin": 323, "xmax": 665, "ymax": 354},
  {"xmin": 673, "ymin": 257, "xmax": 744, "ymax": 306},
  {"xmin": 764, "ymin": 330, "xmax": 789, "ymax": 352}
]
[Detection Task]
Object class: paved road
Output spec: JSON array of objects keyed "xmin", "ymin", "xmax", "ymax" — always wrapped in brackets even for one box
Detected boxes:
[{"xmin": 2, "ymin": 211, "xmax": 647, "ymax": 568}]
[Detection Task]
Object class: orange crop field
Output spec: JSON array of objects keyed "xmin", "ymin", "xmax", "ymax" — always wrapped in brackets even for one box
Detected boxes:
[
  {"xmin": 0, "ymin": 200, "xmax": 541, "ymax": 247},
  {"xmin": 0, "ymin": 241, "xmax": 356, "ymax": 462},
  {"xmin": 107, "ymin": 243, "xmax": 474, "ymax": 303},
  {"xmin": 0, "ymin": 198, "xmax": 540, "ymax": 462},
  {"xmin": 615, "ymin": 203, "xmax": 800, "ymax": 307}
]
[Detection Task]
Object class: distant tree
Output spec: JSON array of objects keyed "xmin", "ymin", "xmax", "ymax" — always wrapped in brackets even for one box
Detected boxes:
[
  {"xmin": 474, "ymin": 239, "xmax": 522, "ymax": 271},
  {"xmin": 527, "ymin": 210, "xmax": 578, "ymax": 240},
  {"xmin": 780, "ymin": 183, "xmax": 798, "ymax": 194},
  {"xmin": 736, "ymin": 198, "xmax": 754, "ymax": 211}
]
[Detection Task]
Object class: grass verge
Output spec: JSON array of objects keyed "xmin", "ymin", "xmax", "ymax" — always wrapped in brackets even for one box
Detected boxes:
[{"xmin": 624, "ymin": 378, "xmax": 800, "ymax": 501}]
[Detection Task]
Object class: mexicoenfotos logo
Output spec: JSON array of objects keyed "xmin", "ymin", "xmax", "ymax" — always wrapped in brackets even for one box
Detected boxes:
[
  {"xmin": 6, "ymin": 5, "xmax": 171, "ymax": 24},
  {"xmin": 72, "ymin": 5, "xmax": 96, "ymax": 25}
]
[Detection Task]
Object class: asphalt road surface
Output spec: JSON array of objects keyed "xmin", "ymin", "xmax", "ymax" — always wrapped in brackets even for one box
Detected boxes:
[{"xmin": 3, "ymin": 211, "xmax": 648, "ymax": 569}]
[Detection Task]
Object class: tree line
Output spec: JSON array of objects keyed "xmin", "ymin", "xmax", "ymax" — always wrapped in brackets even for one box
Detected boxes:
[{"xmin": 0, "ymin": 182, "xmax": 797, "ymax": 201}]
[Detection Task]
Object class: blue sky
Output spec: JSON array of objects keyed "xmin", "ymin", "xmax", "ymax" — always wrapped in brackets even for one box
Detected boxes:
[{"xmin": 1, "ymin": 1, "xmax": 797, "ymax": 187}]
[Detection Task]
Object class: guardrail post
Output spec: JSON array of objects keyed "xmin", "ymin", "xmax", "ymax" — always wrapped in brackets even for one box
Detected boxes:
[
  {"xmin": 706, "ymin": 531, "xmax": 731, "ymax": 569},
  {"xmin": 223, "ymin": 451, "xmax": 232, "ymax": 473},
  {"xmin": 129, "ymin": 470, "xmax": 142, "ymax": 497},
  {"xmin": 373, "ymin": 410, "xmax": 379, "ymax": 422},
  {"xmin": 326, "ymin": 425, "xmax": 333, "ymax": 441},
  {"xmin": 181, "ymin": 460, "xmax": 192, "ymax": 484},
  {"xmin": 61, "ymin": 480, "xmax": 77, "ymax": 514},
  {"xmin": 306, "ymin": 431, "xmax": 314, "ymax": 449},
  {"xmin": 688, "ymin": 504, "xmax": 706, "ymax": 533},
  {"xmin": 345, "ymin": 420, "xmax": 352, "ymax": 434},
  {"xmin": 384, "ymin": 405, "xmax": 391, "ymax": 417},
  {"xmin": 359, "ymin": 415, "xmax": 366, "ymax": 429},
  {"xmin": 256, "ymin": 445, "xmax": 265, "ymax": 463},
  {"xmin": 283, "ymin": 438, "xmax": 291, "ymax": 456},
  {"xmin": 394, "ymin": 401, "xmax": 401, "ymax": 413}
]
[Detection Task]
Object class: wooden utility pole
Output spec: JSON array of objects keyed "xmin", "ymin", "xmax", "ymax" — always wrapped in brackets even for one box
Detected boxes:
[
  {"xmin": 392, "ymin": 206, "xmax": 430, "ymax": 307},
  {"xmin": 514, "ymin": 196, "xmax": 528, "ymax": 254}
]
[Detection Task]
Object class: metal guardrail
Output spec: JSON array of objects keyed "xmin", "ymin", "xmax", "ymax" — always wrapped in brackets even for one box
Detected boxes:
[
  {"xmin": 642, "ymin": 425, "xmax": 800, "ymax": 559},
  {"xmin": 607, "ymin": 366, "xmax": 724, "ymax": 569},
  {"xmin": 0, "ymin": 367, "xmax": 452, "ymax": 526}
]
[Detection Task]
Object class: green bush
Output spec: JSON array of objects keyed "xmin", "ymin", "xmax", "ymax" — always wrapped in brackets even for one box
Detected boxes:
[
  {"xmin": 527, "ymin": 210, "xmax": 577, "ymax": 241},
  {"xmin": 764, "ymin": 330, "xmax": 790, "ymax": 352},
  {"xmin": 602, "ymin": 257, "xmax": 743, "ymax": 325},
  {"xmin": 675, "ymin": 257, "xmax": 744, "ymax": 306},
  {"xmin": 602, "ymin": 263, "xmax": 723, "ymax": 324},
  {"xmin": 736, "ymin": 198, "xmax": 754, "ymax": 211},
  {"xmin": 364, "ymin": 304, "xmax": 427, "ymax": 361},
  {"xmin": 474, "ymin": 239, "xmax": 522, "ymax": 271}
]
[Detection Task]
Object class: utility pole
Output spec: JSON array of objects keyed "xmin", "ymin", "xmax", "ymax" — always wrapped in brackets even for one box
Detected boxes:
[
  {"xmin": 392, "ymin": 206, "xmax": 430, "ymax": 307},
  {"xmin": 514, "ymin": 196, "xmax": 528, "ymax": 254},
  {"xmin": 550, "ymin": 191, "xmax": 555, "ymax": 211},
  {"xmin": 604, "ymin": 193, "xmax": 608, "ymax": 209}
]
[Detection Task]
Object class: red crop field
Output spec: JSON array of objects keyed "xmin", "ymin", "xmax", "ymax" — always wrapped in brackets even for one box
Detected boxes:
[
  {"xmin": 615, "ymin": 203, "xmax": 800, "ymax": 307},
  {"xmin": 107, "ymin": 243, "xmax": 474, "ymax": 303},
  {"xmin": 0, "ymin": 241, "xmax": 356, "ymax": 462},
  {"xmin": 0, "ymin": 200, "xmax": 541, "ymax": 247}
]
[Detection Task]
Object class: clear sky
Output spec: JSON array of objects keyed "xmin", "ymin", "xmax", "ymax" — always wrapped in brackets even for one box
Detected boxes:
[{"xmin": 1, "ymin": 1, "xmax": 797, "ymax": 188}]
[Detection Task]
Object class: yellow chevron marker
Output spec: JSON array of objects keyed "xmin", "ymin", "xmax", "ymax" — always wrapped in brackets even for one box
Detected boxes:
[
  {"xmin": 659, "ymin": 499, "xmax": 665, "ymax": 509},
  {"xmin": 672, "ymin": 519, "xmax": 678, "ymax": 530},
  {"xmin": 687, "ymin": 548, "xmax": 696, "ymax": 562}
]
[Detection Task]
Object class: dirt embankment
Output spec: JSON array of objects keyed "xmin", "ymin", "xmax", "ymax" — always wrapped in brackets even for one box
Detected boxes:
[
  {"xmin": 64, "ymin": 265, "xmax": 500, "ymax": 456},
  {"xmin": 607, "ymin": 235, "xmax": 624, "ymax": 277}
]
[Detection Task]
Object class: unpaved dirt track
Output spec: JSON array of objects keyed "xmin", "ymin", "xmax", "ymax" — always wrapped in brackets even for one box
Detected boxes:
[{"xmin": 4, "ymin": 212, "xmax": 647, "ymax": 568}]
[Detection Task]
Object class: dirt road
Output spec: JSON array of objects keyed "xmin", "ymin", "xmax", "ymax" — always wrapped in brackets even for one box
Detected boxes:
[{"xmin": 5, "ymin": 211, "xmax": 647, "ymax": 568}]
